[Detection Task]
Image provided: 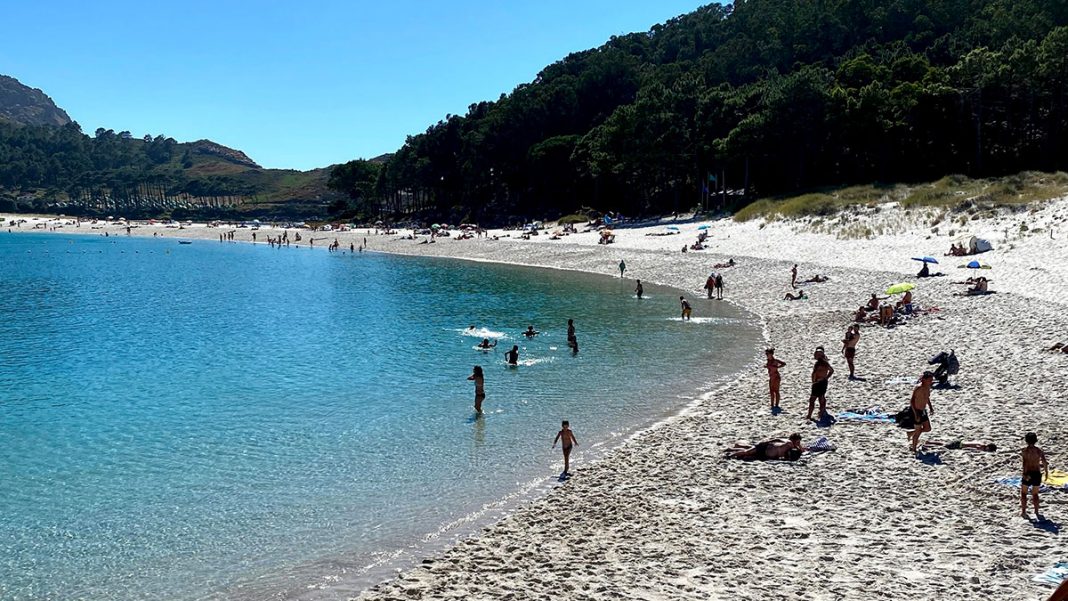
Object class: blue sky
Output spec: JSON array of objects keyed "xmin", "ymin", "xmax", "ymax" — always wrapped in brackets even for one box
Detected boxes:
[{"xmin": 1, "ymin": 1, "xmax": 705, "ymax": 170}]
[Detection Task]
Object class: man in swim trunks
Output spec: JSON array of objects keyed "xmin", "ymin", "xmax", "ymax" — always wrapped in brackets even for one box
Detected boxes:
[
  {"xmin": 635, "ymin": 279, "xmax": 644, "ymax": 299},
  {"xmin": 806, "ymin": 347, "xmax": 834, "ymax": 421},
  {"xmin": 566, "ymin": 319, "xmax": 576, "ymax": 349},
  {"xmin": 553, "ymin": 420, "xmax": 579, "ymax": 476},
  {"xmin": 728, "ymin": 433, "xmax": 803, "ymax": 461},
  {"xmin": 506, "ymin": 345, "xmax": 519, "ymax": 365},
  {"xmin": 680, "ymin": 296, "xmax": 692, "ymax": 321},
  {"xmin": 907, "ymin": 371, "xmax": 935, "ymax": 453},
  {"xmin": 842, "ymin": 324, "xmax": 860, "ymax": 379},
  {"xmin": 1021, "ymin": 432, "xmax": 1049, "ymax": 517},
  {"xmin": 714, "ymin": 273, "xmax": 724, "ymax": 300},
  {"xmin": 865, "ymin": 293, "xmax": 886, "ymax": 312}
]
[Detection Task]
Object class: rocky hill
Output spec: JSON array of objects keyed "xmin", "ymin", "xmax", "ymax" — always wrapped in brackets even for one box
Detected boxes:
[{"xmin": 0, "ymin": 75, "xmax": 71, "ymax": 127}]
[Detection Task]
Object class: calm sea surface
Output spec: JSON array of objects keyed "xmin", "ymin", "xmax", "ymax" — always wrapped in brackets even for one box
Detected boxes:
[{"xmin": 0, "ymin": 232, "xmax": 760, "ymax": 600}]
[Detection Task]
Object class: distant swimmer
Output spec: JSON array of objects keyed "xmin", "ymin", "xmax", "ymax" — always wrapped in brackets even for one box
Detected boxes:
[
  {"xmin": 523, "ymin": 326, "xmax": 539, "ymax": 338},
  {"xmin": 566, "ymin": 318, "xmax": 578, "ymax": 353},
  {"xmin": 680, "ymin": 296, "xmax": 692, "ymax": 321},
  {"xmin": 477, "ymin": 338, "xmax": 497, "ymax": 349},
  {"xmin": 506, "ymin": 345, "xmax": 519, "ymax": 365},
  {"xmin": 468, "ymin": 366, "xmax": 485, "ymax": 413},
  {"xmin": 552, "ymin": 420, "xmax": 579, "ymax": 477},
  {"xmin": 350, "ymin": 242, "xmax": 355, "ymax": 253},
  {"xmin": 635, "ymin": 279, "xmax": 643, "ymax": 299},
  {"xmin": 618, "ymin": 259, "xmax": 626, "ymax": 278}
]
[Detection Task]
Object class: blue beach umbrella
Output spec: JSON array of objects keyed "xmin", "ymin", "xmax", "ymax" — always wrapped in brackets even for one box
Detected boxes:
[
  {"xmin": 697, "ymin": 224, "xmax": 711, "ymax": 230},
  {"xmin": 911, "ymin": 256, "xmax": 939, "ymax": 264},
  {"xmin": 963, "ymin": 260, "xmax": 992, "ymax": 269}
]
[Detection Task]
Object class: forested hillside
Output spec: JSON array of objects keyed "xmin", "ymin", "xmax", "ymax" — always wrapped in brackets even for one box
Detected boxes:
[
  {"xmin": 0, "ymin": 75, "xmax": 339, "ymax": 219},
  {"xmin": 328, "ymin": 0, "xmax": 1068, "ymax": 224}
]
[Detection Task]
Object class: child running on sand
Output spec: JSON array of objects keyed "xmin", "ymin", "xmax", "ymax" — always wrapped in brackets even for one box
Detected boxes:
[
  {"xmin": 553, "ymin": 420, "xmax": 579, "ymax": 476},
  {"xmin": 765, "ymin": 348, "xmax": 786, "ymax": 410},
  {"xmin": 1021, "ymin": 432, "xmax": 1049, "ymax": 517}
]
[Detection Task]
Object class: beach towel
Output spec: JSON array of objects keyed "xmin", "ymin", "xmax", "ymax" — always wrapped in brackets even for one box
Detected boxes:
[
  {"xmin": 997, "ymin": 475, "xmax": 1050, "ymax": 492},
  {"xmin": 1033, "ymin": 562, "xmax": 1068, "ymax": 586},
  {"xmin": 836, "ymin": 410, "xmax": 895, "ymax": 423},
  {"xmin": 807, "ymin": 436, "xmax": 836, "ymax": 452},
  {"xmin": 1045, "ymin": 470, "xmax": 1068, "ymax": 490}
]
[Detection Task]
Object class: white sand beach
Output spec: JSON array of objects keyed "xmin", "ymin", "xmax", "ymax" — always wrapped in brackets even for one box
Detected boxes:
[{"xmin": 5, "ymin": 203, "xmax": 1068, "ymax": 600}]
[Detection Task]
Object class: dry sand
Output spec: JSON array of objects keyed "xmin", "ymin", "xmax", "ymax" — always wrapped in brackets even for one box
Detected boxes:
[{"xmin": 5, "ymin": 205, "xmax": 1068, "ymax": 600}]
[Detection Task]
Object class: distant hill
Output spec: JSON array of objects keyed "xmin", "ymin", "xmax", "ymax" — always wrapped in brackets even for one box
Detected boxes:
[
  {"xmin": 0, "ymin": 75, "xmax": 71, "ymax": 127},
  {"xmin": 0, "ymin": 74, "xmax": 340, "ymax": 219}
]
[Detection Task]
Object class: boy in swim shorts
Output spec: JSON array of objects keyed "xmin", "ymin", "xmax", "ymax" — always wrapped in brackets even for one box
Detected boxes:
[
  {"xmin": 1021, "ymin": 432, "xmax": 1049, "ymax": 517},
  {"xmin": 553, "ymin": 420, "xmax": 579, "ymax": 476}
]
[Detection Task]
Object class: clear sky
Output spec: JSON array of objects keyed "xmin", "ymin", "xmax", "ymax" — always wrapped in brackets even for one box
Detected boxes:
[{"xmin": 1, "ymin": 1, "xmax": 705, "ymax": 170}]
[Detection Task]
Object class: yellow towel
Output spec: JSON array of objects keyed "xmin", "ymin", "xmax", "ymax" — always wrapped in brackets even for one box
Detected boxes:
[{"xmin": 1045, "ymin": 470, "xmax": 1068, "ymax": 487}]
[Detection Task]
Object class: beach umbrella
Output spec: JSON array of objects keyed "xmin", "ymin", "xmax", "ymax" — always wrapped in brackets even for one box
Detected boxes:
[
  {"xmin": 697, "ymin": 224, "xmax": 711, "ymax": 230},
  {"xmin": 962, "ymin": 260, "xmax": 992, "ymax": 269},
  {"xmin": 885, "ymin": 282, "xmax": 916, "ymax": 295},
  {"xmin": 911, "ymin": 256, "xmax": 939, "ymax": 264},
  {"xmin": 431, "ymin": 224, "xmax": 441, "ymax": 230}
]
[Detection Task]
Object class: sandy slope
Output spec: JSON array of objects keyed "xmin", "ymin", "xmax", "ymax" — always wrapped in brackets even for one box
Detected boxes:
[{"xmin": 4, "ymin": 204, "xmax": 1067, "ymax": 600}]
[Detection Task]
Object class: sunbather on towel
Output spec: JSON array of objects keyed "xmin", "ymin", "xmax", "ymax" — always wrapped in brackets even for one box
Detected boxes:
[
  {"xmin": 924, "ymin": 439, "xmax": 997, "ymax": 452},
  {"xmin": 727, "ymin": 433, "xmax": 803, "ymax": 461},
  {"xmin": 1047, "ymin": 342, "xmax": 1068, "ymax": 354}
]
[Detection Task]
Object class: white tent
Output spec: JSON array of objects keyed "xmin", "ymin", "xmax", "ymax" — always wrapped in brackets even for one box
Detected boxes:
[{"xmin": 954, "ymin": 234, "xmax": 993, "ymax": 254}]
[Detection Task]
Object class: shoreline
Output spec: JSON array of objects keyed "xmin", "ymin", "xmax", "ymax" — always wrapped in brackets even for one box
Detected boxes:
[{"xmin": 6, "ymin": 208, "xmax": 1068, "ymax": 599}]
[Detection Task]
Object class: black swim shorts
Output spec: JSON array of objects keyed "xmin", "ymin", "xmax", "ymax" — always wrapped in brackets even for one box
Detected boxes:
[
  {"xmin": 844, "ymin": 347, "xmax": 856, "ymax": 359},
  {"xmin": 810, "ymin": 379, "xmax": 828, "ymax": 397},
  {"xmin": 1023, "ymin": 470, "xmax": 1043, "ymax": 487}
]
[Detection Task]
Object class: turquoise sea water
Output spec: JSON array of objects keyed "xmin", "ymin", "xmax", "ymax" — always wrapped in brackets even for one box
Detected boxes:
[{"xmin": 0, "ymin": 232, "xmax": 760, "ymax": 600}]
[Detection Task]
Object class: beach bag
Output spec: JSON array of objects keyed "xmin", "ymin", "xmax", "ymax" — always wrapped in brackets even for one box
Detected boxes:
[
  {"xmin": 894, "ymin": 407, "xmax": 915, "ymax": 429},
  {"xmin": 946, "ymin": 352, "xmax": 960, "ymax": 375}
]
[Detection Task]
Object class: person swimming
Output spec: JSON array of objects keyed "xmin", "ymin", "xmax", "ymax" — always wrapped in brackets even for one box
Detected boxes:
[
  {"xmin": 506, "ymin": 345, "xmax": 519, "ymax": 365},
  {"xmin": 635, "ymin": 279, "xmax": 644, "ymax": 299},
  {"xmin": 523, "ymin": 326, "xmax": 539, "ymax": 338},
  {"xmin": 477, "ymin": 338, "xmax": 497, "ymax": 349}
]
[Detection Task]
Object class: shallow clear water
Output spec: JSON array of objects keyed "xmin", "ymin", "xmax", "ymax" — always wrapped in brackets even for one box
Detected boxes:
[{"xmin": 0, "ymin": 232, "xmax": 761, "ymax": 600}]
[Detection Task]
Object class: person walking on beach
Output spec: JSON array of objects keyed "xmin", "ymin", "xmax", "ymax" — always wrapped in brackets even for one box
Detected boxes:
[
  {"xmin": 680, "ymin": 296, "xmax": 692, "ymax": 321},
  {"xmin": 635, "ymin": 279, "xmax": 644, "ymax": 299},
  {"xmin": 468, "ymin": 366, "xmax": 485, "ymax": 413},
  {"xmin": 791, "ymin": 264, "xmax": 798, "ymax": 288},
  {"xmin": 1021, "ymin": 432, "xmax": 1049, "ymax": 518},
  {"xmin": 714, "ymin": 273, "xmax": 724, "ymax": 300},
  {"xmin": 806, "ymin": 347, "xmax": 834, "ymax": 421},
  {"xmin": 842, "ymin": 324, "xmax": 861, "ymax": 379},
  {"xmin": 907, "ymin": 371, "xmax": 935, "ymax": 453},
  {"xmin": 619, "ymin": 259, "xmax": 626, "ymax": 278},
  {"xmin": 553, "ymin": 420, "xmax": 579, "ymax": 477},
  {"xmin": 704, "ymin": 274, "xmax": 715, "ymax": 299},
  {"xmin": 765, "ymin": 348, "xmax": 786, "ymax": 410},
  {"xmin": 506, "ymin": 345, "xmax": 519, "ymax": 366}
]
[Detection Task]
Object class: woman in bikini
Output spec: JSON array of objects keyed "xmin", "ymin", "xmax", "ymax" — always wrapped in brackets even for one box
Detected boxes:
[{"xmin": 765, "ymin": 348, "xmax": 786, "ymax": 410}]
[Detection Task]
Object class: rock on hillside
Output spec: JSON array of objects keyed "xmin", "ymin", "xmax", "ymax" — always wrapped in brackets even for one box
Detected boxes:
[
  {"xmin": 189, "ymin": 139, "xmax": 261, "ymax": 168},
  {"xmin": 0, "ymin": 75, "xmax": 72, "ymax": 126}
]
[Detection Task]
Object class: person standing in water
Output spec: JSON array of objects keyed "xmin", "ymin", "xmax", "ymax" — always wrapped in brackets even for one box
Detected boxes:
[
  {"xmin": 842, "ymin": 324, "xmax": 861, "ymax": 379},
  {"xmin": 806, "ymin": 347, "xmax": 834, "ymax": 421},
  {"xmin": 714, "ymin": 272, "xmax": 724, "ymax": 300},
  {"xmin": 467, "ymin": 366, "xmax": 485, "ymax": 413},
  {"xmin": 635, "ymin": 279, "xmax": 644, "ymax": 299},
  {"xmin": 506, "ymin": 345, "xmax": 519, "ymax": 365},
  {"xmin": 704, "ymin": 274, "xmax": 715, "ymax": 299},
  {"xmin": 553, "ymin": 420, "xmax": 579, "ymax": 477},
  {"xmin": 1021, "ymin": 432, "xmax": 1050, "ymax": 517},
  {"xmin": 566, "ymin": 319, "xmax": 577, "ymax": 350},
  {"xmin": 619, "ymin": 259, "xmax": 626, "ymax": 278},
  {"xmin": 791, "ymin": 264, "xmax": 798, "ymax": 288},
  {"xmin": 680, "ymin": 296, "xmax": 692, "ymax": 321},
  {"xmin": 765, "ymin": 348, "xmax": 786, "ymax": 410}
]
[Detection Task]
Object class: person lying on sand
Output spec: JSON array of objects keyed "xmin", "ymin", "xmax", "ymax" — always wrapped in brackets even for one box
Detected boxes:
[
  {"xmin": 713, "ymin": 259, "xmax": 735, "ymax": 269},
  {"xmin": 727, "ymin": 433, "xmax": 804, "ymax": 461},
  {"xmin": 784, "ymin": 291, "xmax": 808, "ymax": 301},
  {"xmin": 1047, "ymin": 342, "xmax": 1068, "ymax": 353},
  {"xmin": 803, "ymin": 274, "xmax": 829, "ymax": 283},
  {"xmin": 923, "ymin": 439, "xmax": 997, "ymax": 452}
]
